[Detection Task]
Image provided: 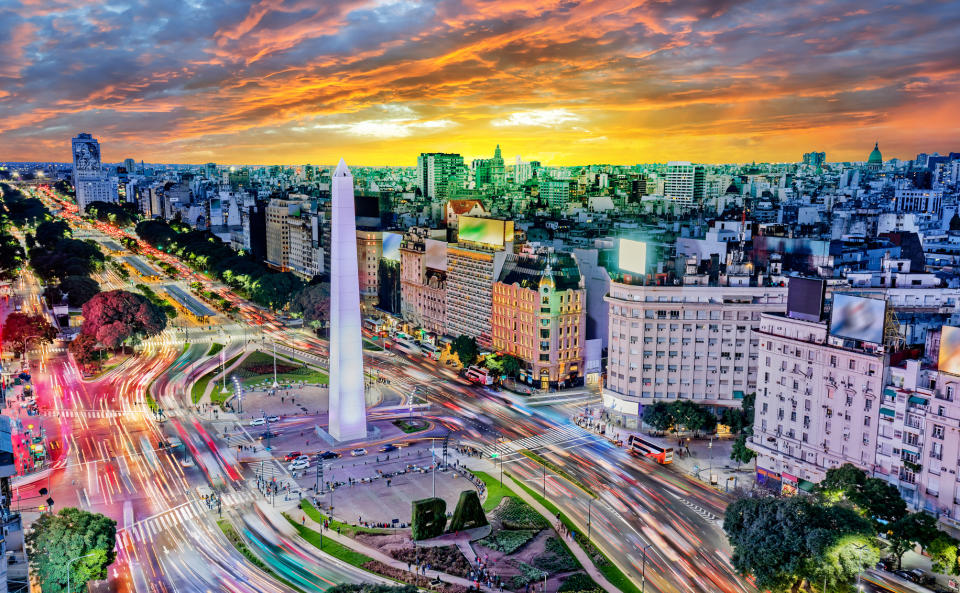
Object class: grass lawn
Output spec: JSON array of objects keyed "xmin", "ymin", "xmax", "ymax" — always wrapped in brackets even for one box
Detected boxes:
[
  {"xmin": 299, "ymin": 499, "xmax": 390, "ymax": 537},
  {"xmin": 362, "ymin": 338, "xmax": 383, "ymax": 351},
  {"xmin": 284, "ymin": 515, "xmax": 374, "ymax": 568},
  {"xmin": 207, "ymin": 342, "xmax": 224, "ymax": 357},
  {"xmin": 473, "ymin": 470, "xmax": 512, "ymax": 512},
  {"xmin": 191, "ymin": 352, "xmax": 243, "ymax": 403},
  {"xmin": 218, "ymin": 520, "xmax": 304, "ymax": 593},
  {"xmin": 510, "ymin": 478, "xmax": 641, "ymax": 593},
  {"xmin": 392, "ymin": 418, "xmax": 429, "ymax": 434},
  {"xmin": 233, "ymin": 350, "xmax": 329, "ymax": 389}
]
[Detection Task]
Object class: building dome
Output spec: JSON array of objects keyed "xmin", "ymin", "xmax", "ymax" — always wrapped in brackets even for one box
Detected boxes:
[{"xmin": 868, "ymin": 142, "xmax": 883, "ymax": 165}]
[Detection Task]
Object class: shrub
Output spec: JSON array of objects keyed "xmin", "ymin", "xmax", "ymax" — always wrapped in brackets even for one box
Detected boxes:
[
  {"xmin": 558, "ymin": 573, "xmax": 603, "ymax": 593},
  {"xmin": 498, "ymin": 497, "xmax": 549, "ymax": 530},
  {"xmin": 477, "ymin": 529, "xmax": 538, "ymax": 554},
  {"xmin": 533, "ymin": 537, "xmax": 579, "ymax": 573}
]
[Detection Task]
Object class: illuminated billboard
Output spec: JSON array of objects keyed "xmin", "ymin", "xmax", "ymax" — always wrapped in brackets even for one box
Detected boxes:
[
  {"xmin": 786, "ymin": 277, "xmax": 826, "ymax": 322},
  {"xmin": 458, "ymin": 216, "xmax": 514, "ymax": 247},
  {"xmin": 939, "ymin": 326, "xmax": 960, "ymax": 376},
  {"xmin": 425, "ymin": 239, "xmax": 447, "ymax": 270},
  {"xmin": 382, "ymin": 232, "xmax": 402, "ymax": 262},
  {"xmin": 829, "ymin": 294, "xmax": 885, "ymax": 344},
  {"xmin": 618, "ymin": 239, "xmax": 647, "ymax": 275}
]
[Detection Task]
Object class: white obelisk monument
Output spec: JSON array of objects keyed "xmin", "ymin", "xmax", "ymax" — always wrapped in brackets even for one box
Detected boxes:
[{"xmin": 328, "ymin": 158, "xmax": 368, "ymax": 441}]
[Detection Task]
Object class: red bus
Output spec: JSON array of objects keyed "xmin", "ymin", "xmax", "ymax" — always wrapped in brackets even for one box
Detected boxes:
[{"xmin": 627, "ymin": 435, "xmax": 673, "ymax": 464}]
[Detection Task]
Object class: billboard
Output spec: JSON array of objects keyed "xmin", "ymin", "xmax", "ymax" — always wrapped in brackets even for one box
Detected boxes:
[
  {"xmin": 382, "ymin": 232, "xmax": 402, "ymax": 262},
  {"xmin": 829, "ymin": 293, "xmax": 885, "ymax": 344},
  {"xmin": 425, "ymin": 238, "xmax": 447, "ymax": 270},
  {"xmin": 618, "ymin": 239, "xmax": 647, "ymax": 275},
  {"xmin": 786, "ymin": 277, "xmax": 826, "ymax": 322},
  {"xmin": 939, "ymin": 326, "xmax": 960, "ymax": 375},
  {"xmin": 458, "ymin": 216, "xmax": 514, "ymax": 247}
]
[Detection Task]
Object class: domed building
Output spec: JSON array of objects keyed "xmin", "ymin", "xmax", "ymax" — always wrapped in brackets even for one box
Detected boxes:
[{"xmin": 867, "ymin": 142, "xmax": 883, "ymax": 171}]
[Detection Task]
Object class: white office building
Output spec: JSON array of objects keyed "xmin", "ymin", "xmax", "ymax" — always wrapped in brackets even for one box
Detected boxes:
[{"xmin": 71, "ymin": 133, "xmax": 118, "ymax": 214}]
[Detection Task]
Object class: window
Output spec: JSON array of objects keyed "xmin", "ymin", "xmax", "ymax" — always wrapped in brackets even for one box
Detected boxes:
[
  {"xmin": 933, "ymin": 425, "xmax": 945, "ymax": 439},
  {"xmin": 848, "ymin": 359, "xmax": 856, "ymax": 370},
  {"xmin": 864, "ymin": 417, "xmax": 871, "ymax": 427},
  {"xmin": 864, "ymin": 399, "xmax": 872, "ymax": 411},
  {"xmin": 830, "ymin": 355, "xmax": 837, "ymax": 367}
]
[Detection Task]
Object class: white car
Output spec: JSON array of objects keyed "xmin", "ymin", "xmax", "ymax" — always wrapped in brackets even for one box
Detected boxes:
[
  {"xmin": 249, "ymin": 418, "xmax": 266, "ymax": 426},
  {"xmin": 266, "ymin": 416, "xmax": 280, "ymax": 423},
  {"xmin": 288, "ymin": 459, "xmax": 309, "ymax": 471},
  {"xmin": 351, "ymin": 448, "xmax": 367, "ymax": 457},
  {"xmin": 293, "ymin": 455, "xmax": 309, "ymax": 463}
]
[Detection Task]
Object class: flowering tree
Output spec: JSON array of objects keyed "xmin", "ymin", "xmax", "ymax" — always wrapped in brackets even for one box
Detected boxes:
[
  {"xmin": 81, "ymin": 290, "xmax": 166, "ymax": 350},
  {"xmin": 68, "ymin": 333, "xmax": 100, "ymax": 370},
  {"xmin": 1, "ymin": 312, "xmax": 57, "ymax": 356}
]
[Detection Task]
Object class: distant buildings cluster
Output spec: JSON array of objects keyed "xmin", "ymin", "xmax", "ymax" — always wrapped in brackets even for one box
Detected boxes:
[{"xmin": 9, "ymin": 133, "xmax": 960, "ymax": 528}]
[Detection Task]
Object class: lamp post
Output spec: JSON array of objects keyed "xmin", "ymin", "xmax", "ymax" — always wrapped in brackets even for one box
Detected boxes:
[
  {"xmin": 640, "ymin": 542, "xmax": 653, "ymax": 593},
  {"xmin": 67, "ymin": 552, "xmax": 97, "ymax": 593},
  {"xmin": 272, "ymin": 341, "xmax": 279, "ymax": 388},
  {"xmin": 853, "ymin": 543, "xmax": 867, "ymax": 592},
  {"xmin": 587, "ymin": 498, "xmax": 592, "ymax": 539}
]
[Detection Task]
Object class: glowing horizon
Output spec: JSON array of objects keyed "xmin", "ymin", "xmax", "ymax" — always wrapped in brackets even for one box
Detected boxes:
[{"xmin": 1, "ymin": 1, "xmax": 957, "ymax": 166}]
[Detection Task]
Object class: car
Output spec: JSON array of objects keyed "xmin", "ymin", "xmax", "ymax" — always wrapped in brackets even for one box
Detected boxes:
[
  {"xmin": 351, "ymin": 448, "xmax": 367, "ymax": 457},
  {"xmin": 284, "ymin": 451, "xmax": 302, "ymax": 461},
  {"xmin": 267, "ymin": 415, "xmax": 280, "ymax": 423},
  {"xmin": 288, "ymin": 460, "xmax": 309, "ymax": 471},
  {"xmin": 875, "ymin": 558, "xmax": 896, "ymax": 571},
  {"xmin": 180, "ymin": 458, "xmax": 195, "ymax": 468},
  {"xmin": 293, "ymin": 455, "xmax": 310, "ymax": 463},
  {"xmin": 893, "ymin": 570, "xmax": 918, "ymax": 583},
  {"xmin": 249, "ymin": 418, "xmax": 266, "ymax": 426},
  {"xmin": 258, "ymin": 431, "xmax": 279, "ymax": 440},
  {"xmin": 318, "ymin": 451, "xmax": 341, "ymax": 460},
  {"xmin": 379, "ymin": 444, "xmax": 398, "ymax": 453}
]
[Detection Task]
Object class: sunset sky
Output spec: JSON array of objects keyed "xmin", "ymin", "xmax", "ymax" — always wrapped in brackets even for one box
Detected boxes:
[{"xmin": 1, "ymin": 0, "xmax": 958, "ymax": 166}]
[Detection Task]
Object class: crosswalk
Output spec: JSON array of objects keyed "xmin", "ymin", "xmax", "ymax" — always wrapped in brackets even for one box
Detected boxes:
[
  {"xmin": 55, "ymin": 408, "xmax": 148, "ymax": 419},
  {"xmin": 481, "ymin": 424, "xmax": 597, "ymax": 458},
  {"xmin": 116, "ymin": 489, "xmax": 258, "ymax": 551}
]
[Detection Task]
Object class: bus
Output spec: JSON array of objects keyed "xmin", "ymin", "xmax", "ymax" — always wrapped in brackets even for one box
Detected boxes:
[
  {"xmin": 390, "ymin": 337, "xmax": 422, "ymax": 356},
  {"xmin": 420, "ymin": 342, "xmax": 440, "ymax": 360},
  {"xmin": 465, "ymin": 366, "xmax": 494, "ymax": 386},
  {"xmin": 627, "ymin": 435, "xmax": 673, "ymax": 464}
]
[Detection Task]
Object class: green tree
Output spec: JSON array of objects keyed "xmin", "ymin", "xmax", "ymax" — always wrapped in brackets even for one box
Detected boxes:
[
  {"xmin": 817, "ymin": 463, "xmax": 906, "ymax": 525},
  {"xmin": 642, "ymin": 401, "xmax": 673, "ymax": 435},
  {"xmin": 928, "ymin": 534, "xmax": 960, "ymax": 575},
  {"xmin": 0, "ymin": 230, "xmax": 26, "ymax": 280},
  {"xmin": 887, "ymin": 512, "xmax": 939, "ymax": 568},
  {"xmin": 452, "ymin": 335, "xmax": 479, "ymax": 367},
  {"xmin": 34, "ymin": 220, "xmax": 71, "ymax": 249},
  {"xmin": 500, "ymin": 354, "xmax": 522, "ymax": 378},
  {"xmin": 59, "ymin": 275, "xmax": 101, "ymax": 308},
  {"xmin": 724, "ymin": 496, "xmax": 878, "ymax": 593},
  {"xmin": 730, "ymin": 433, "xmax": 756, "ymax": 467},
  {"xmin": 25, "ymin": 507, "xmax": 117, "ymax": 593}
]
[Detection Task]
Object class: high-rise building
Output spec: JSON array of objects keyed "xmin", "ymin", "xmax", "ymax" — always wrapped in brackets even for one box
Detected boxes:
[
  {"xmin": 71, "ymin": 133, "xmax": 118, "ymax": 214},
  {"xmin": 514, "ymin": 155, "xmax": 534, "ymax": 184},
  {"xmin": 802, "ymin": 152, "xmax": 826, "ymax": 167},
  {"xmin": 400, "ymin": 229, "xmax": 448, "ymax": 335},
  {"xmin": 416, "ymin": 153, "xmax": 465, "ymax": 200},
  {"xmin": 664, "ymin": 161, "xmax": 705, "ymax": 212},
  {"xmin": 603, "ymin": 284, "xmax": 787, "ymax": 427},
  {"xmin": 492, "ymin": 253, "xmax": 585, "ymax": 389},
  {"xmin": 540, "ymin": 180, "xmax": 570, "ymax": 210},
  {"xmin": 491, "ymin": 144, "xmax": 505, "ymax": 187},
  {"xmin": 446, "ymin": 216, "xmax": 513, "ymax": 344},
  {"xmin": 123, "ymin": 158, "xmax": 136, "ymax": 174},
  {"xmin": 265, "ymin": 198, "xmax": 302, "ymax": 270}
]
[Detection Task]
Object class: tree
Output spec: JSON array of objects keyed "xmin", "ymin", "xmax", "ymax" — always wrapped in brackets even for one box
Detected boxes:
[
  {"xmin": 928, "ymin": 534, "xmax": 960, "ymax": 575},
  {"xmin": 0, "ymin": 230, "xmax": 25, "ymax": 280},
  {"xmin": 59, "ymin": 275, "xmax": 101, "ymax": 308},
  {"xmin": 500, "ymin": 354, "xmax": 522, "ymax": 378},
  {"xmin": 452, "ymin": 335, "xmax": 478, "ymax": 367},
  {"xmin": 817, "ymin": 463, "xmax": 906, "ymax": 526},
  {"xmin": 43, "ymin": 284, "xmax": 65, "ymax": 306},
  {"xmin": 25, "ymin": 507, "xmax": 117, "ymax": 593},
  {"xmin": 730, "ymin": 433, "xmax": 756, "ymax": 467},
  {"xmin": 1, "ymin": 312, "xmax": 56, "ymax": 355},
  {"xmin": 642, "ymin": 402, "xmax": 673, "ymax": 434},
  {"xmin": 724, "ymin": 496, "xmax": 878, "ymax": 593},
  {"xmin": 68, "ymin": 333, "xmax": 101, "ymax": 370},
  {"xmin": 887, "ymin": 512, "xmax": 939, "ymax": 568},
  {"xmin": 250, "ymin": 271, "xmax": 304, "ymax": 310},
  {"xmin": 291, "ymin": 282, "xmax": 330, "ymax": 325},
  {"xmin": 81, "ymin": 290, "xmax": 166, "ymax": 350},
  {"xmin": 34, "ymin": 220, "xmax": 71, "ymax": 249}
]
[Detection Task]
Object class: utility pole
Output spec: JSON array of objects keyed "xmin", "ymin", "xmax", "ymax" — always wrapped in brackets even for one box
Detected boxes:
[
  {"xmin": 272, "ymin": 341, "xmax": 279, "ymax": 388},
  {"xmin": 640, "ymin": 542, "xmax": 653, "ymax": 593}
]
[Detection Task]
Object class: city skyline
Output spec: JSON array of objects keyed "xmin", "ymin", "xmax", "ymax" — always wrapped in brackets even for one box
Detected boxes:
[{"xmin": 2, "ymin": 1, "xmax": 958, "ymax": 165}]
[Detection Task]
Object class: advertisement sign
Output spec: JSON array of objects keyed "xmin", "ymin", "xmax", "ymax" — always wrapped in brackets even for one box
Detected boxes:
[
  {"xmin": 829, "ymin": 294, "xmax": 886, "ymax": 344},
  {"xmin": 787, "ymin": 276, "xmax": 826, "ymax": 322},
  {"xmin": 939, "ymin": 326, "xmax": 960, "ymax": 376},
  {"xmin": 458, "ymin": 216, "xmax": 514, "ymax": 247},
  {"xmin": 382, "ymin": 232, "xmax": 402, "ymax": 262},
  {"xmin": 618, "ymin": 239, "xmax": 647, "ymax": 275},
  {"xmin": 425, "ymin": 239, "xmax": 447, "ymax": 270}
]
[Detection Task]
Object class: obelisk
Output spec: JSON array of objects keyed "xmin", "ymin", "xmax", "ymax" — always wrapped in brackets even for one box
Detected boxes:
[{"xmin": 328, "ymin": 158, "xmax": 368, "ymax": 441}]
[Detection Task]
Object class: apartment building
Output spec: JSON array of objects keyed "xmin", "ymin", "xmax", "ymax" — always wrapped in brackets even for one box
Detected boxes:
[
  {"xmin": 491, "ymin": 254, "xmax": 586, "ymax": 388},
  {"xmin": 878, "ymin": 360, "xmax": 960, "ymax": 529},
  {"xmin": 750, "ymin": 313, "xmax": 886, "ymax": 492},
  {"xmin": 265, "ymin": 198, "xmax": 301, "ymax": 270},
  {"xmin": 446, "ymin": 243, "xmax": 508, "ymax": 345},
  {"xmin": 400, "ymin": 229, "xmax": 448, "ymax": 335},
  {"xmin": 287, "ymin": 212, "xmax": 323, "ymax": 280},
  {"xmin": 603, "ymin": 284, "xmax": 787, "ymax": 427},
  {"xmin": 356, "ymin": 230, "xmax": 381, "ymax": 303}
]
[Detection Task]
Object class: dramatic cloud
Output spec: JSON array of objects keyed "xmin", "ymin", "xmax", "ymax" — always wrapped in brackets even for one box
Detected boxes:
[{"xmin": 0, "ymin": 0, "xmax": 958, "ymax": 165}]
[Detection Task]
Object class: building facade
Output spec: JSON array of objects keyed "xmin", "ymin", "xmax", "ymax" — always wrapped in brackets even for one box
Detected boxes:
[
  {"xmin": 750, "ymin": 313, "xmax": 886, "ymax": 491},
  {"xmin": 71, "ymin": 133, "xmax": 118, "ymax": 214},
  {"xmin": 416, "ymin": 153, "xmax": 465, "ymax": 200},
  {"xmin": 400, "ymin": 229, "xmax": 448, "ymax": 335},
  {"xmin": 265, "ymin": 198, "xmax": 300, "ymax": 270},
  {"xmin": 664, "ymin": 161, "xmax": 705, "ymax": 212},
  {"xmin": 491, "ymin": 254, "xmax": 585, "ymax": 388},
  {"xmin": 603, "ymin": 284, "xmax": 787, "ymax": 427},
  {"xmin": 446, "ymin": 243, "xmax": 507, "ymax": 344}
]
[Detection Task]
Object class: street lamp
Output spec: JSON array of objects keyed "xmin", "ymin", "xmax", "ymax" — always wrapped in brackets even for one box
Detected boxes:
[
  {"xmin": 67, "ymin": 552, "xmax": 97, "ymax": 593},
  {"xmin": 272, "ymin": 341, "xmax": 279, "ymax": 388},
  {"xmin": 640, "ymin": 542, "xmax": 653, "ymax": 593},
  {"xmin": 853, "ymin": 543, "xmax": 867, "ymax": 592}
]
